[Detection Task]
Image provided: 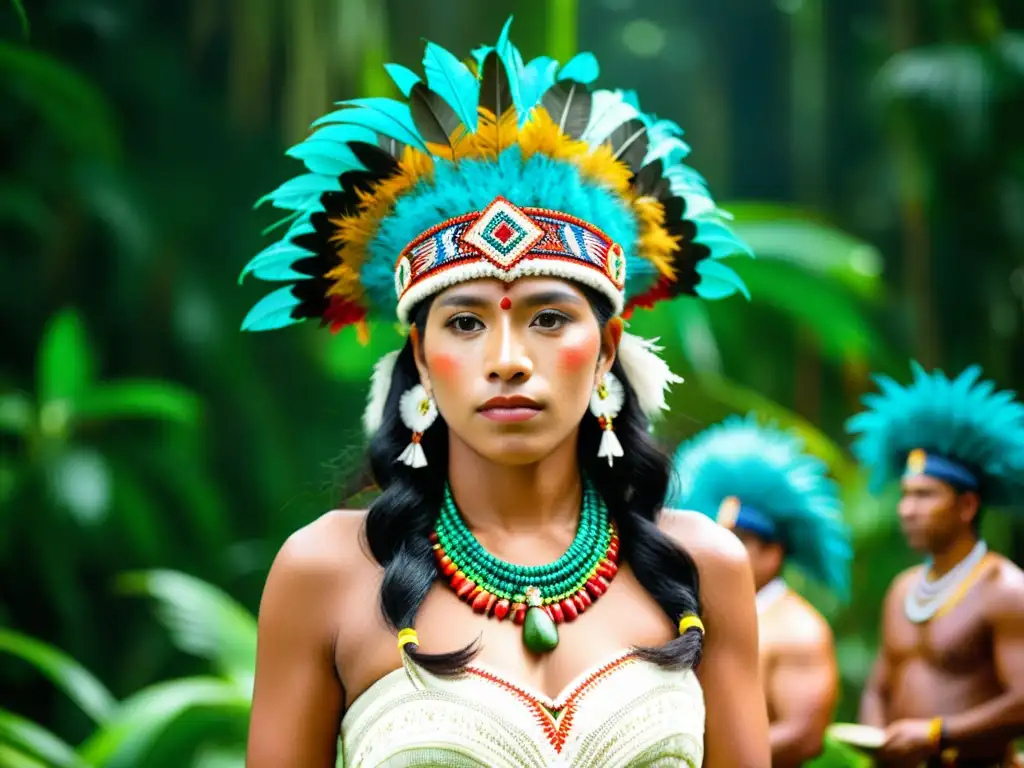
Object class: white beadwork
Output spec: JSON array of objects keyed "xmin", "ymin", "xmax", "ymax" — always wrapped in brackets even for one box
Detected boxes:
[{"xmin": 904, "ymin": 540, "xmax": 988, "ymax": 623}]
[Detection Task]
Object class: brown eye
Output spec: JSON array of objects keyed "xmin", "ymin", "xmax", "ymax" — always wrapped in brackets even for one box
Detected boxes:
[
  {"xmin": 532, "ymin": 310, "xmax": 569, "ymax": 330},
  {"xmin": 447, "ymin": 315, "xmax": 484, "ymax": 333}
]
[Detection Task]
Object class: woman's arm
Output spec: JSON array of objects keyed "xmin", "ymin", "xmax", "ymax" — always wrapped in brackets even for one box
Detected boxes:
[
  {"xmin": 246, "ymin": 520, "xmax": 347, "ymax": 768},
  {"xmin": 662, "ymin": 510, "xmax": 771, "ymax": 768}
]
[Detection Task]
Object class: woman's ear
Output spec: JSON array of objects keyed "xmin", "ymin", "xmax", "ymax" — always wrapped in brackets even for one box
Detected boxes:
[
  {"xmin": 409, "ymin": 326, "xmax": 433, "ymax": 396},
  {"xmin": 596, "ymin": 316, "xmax": 624, "ymax": 380}
]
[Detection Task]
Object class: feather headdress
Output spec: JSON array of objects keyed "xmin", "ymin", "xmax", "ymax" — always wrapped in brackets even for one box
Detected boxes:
[
  {"xmin": 668, "ymin": 414, "xmax": 851, "ymax": 600},
  {"xmin": 846, "ymin": 362, "xmax": 1024, "ymax": 508},
  {"xmin": 239, "ymin": 18, "xmax": 753, "ymax": 430}
]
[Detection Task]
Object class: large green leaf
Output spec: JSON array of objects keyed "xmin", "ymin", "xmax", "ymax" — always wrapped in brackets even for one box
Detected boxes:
[
  {"xmin": 77, "ymin": 677, "xmax": 249, "ymax": 768},
  {"xmin": 74, "ymin": 381, "xmax": 201, "ymax": 427},
  {"xmin": 37, "ymin": 310, "xmax": 94, "ymax": 408},
  {"xmin": 0, "ymin": 708, "xmax": 85, "ymax": 768},
  {"xmin": 118, "ymin": 571, "xmax": 256, "ymax": 690},
  {"xmin": 0, "ymin": 743, "xmax": 52, "ymax": 768},
  {"xmin": 724, "ymin": 202, "xmax": 885, "ymax": 300},
  {"xmin": 0, "ymin": 42, "xmax": 119, "ymax": 161},
  {"xmin": 729, "ymin": 258, "xmax": 891, "ymax": 364},
  {"xmin": 0, "ymin": 629, "xmax": 117, "ymax": 724},
  {"xmin": 8, "ymin": 0, "xmax": 28, "ymax": 39},
  {"xmin": 193, "ymin": 746, "xmax": 246, "ymax": 768}
]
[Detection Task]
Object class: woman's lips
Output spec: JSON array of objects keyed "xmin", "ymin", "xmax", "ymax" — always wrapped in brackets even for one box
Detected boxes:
[{"xmin": 478, "ymin": 406, "xmax": 542, "ymax": 422}]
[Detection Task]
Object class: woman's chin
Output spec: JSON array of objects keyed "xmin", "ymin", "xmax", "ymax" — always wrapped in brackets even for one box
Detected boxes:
[{"xmin": 474, "ymin": 436, "xmax": 561, "ymax": 467}]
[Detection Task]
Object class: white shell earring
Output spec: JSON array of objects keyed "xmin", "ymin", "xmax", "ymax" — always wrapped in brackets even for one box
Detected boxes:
[
  {"xmin": 589, "ymin": 373, "xmax": 625, "ymax": 467},
  {"xmin": 397, "ymin": 384, "xmax": 438, "ymax": 468}
]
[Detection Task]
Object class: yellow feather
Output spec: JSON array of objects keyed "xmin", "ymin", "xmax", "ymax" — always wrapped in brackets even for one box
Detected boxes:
[
  {"xmin": 632, "ymin": 196, "xmax": 679, "ymax": 279},
  {"xmin": 324, "ymin": 146, "xmax": 434, "ymax": 297}
]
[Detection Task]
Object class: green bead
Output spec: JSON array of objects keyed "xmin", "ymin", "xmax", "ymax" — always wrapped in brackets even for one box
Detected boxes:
[{"xmin": 523, "ymin": 606, "xmax": 559, "ymax": 653}]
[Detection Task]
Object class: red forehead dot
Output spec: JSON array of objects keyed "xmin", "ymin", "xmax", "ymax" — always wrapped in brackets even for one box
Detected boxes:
[{"xmin": 499, "ymin": 296, "xmax": 512, "ymax": 311}]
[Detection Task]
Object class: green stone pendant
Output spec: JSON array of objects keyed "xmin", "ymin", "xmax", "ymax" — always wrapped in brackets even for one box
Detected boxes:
[{"xmin": 523, "ymin": 586, "xmax": 559, "ymax": 654}]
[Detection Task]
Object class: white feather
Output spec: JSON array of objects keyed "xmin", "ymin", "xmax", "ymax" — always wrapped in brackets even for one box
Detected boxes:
[
  {"xmin": 598, "ymin": 428, "xmax": 624, "ymax": 467},
  {"xmin": 362, "ymin": 350, "xmax": 401, "ymax": 436},
  {"xmin": 617, "ymin": 332, "xmax": 684, "ymax": 419},
  {"xmin": 590, "ymin": 372, "xmax": 625, "ymax": 418}
]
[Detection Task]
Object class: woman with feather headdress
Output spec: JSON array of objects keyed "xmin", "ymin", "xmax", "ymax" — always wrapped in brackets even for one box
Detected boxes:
[{"xmin": 241, "ymin": 19, "xmax": 769, "ymax": 767}]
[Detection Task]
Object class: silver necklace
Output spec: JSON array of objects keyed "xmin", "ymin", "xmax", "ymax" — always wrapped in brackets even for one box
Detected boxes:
[
  {"xmin": 904, "ymin": 540, "xmax": 988, "ymax": 624},
  {"xmin": 756, "ymin": 578, "xmax": 787, "ymax": 616}
]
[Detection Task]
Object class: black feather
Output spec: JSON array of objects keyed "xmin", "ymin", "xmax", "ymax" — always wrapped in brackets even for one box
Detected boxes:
[
  {"xmin": 378, "ymin": 134, "xmax": 406, "ymax": 158},
  {"xmin": 631, "ymin": 159, "xmax": 670, "ymax": 199},
  {"xmin": 479, "ymin": 49, "xmax": 514, "ymax": 123},
  {"xmin": 408, "ymin": 82, "xmax": 465, "ymax": 158},
  {"xmin": 607, "ymin": 118, "xmax": 649, "ymax": 173},
  {"xmin": 541, "ymin": 79, "xmax": 592, "ymax": 139}
]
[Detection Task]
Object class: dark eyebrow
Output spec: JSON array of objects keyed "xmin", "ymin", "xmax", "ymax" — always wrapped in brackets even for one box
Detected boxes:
[
  {"xmin": 437, "ymin": 292, "xmax": 490, "ymax": 309},
  {"xmin": 520, "ymin": 289, "xmax": 584, "ymax": 308}
]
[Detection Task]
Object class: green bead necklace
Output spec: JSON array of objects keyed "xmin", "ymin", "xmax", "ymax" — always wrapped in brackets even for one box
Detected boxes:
[{"xmin": 430, "ymin": 481, "xmax": 620, "ymax": 654}]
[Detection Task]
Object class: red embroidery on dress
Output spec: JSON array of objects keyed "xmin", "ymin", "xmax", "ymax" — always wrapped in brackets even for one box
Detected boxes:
[{"xmin": 465, "ymin": 655, "xmax": 634, "ymax": 753}]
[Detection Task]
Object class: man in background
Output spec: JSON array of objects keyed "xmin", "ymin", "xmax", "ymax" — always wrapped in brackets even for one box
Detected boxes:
[
  {"xmin": 670, "ymin": 413, "xmax": 852, "ymax": 767},
  {"xmin": 847, "ymin": 363, "xmax": 1024, "ymax": 767}
]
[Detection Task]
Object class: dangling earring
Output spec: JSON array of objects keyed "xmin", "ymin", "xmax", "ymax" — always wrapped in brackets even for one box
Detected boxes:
[
  {"xmin": 590, "ymin": 372, "xmax": 625, "ymax": 467},
  {"xmin": 397, "ymin": 384, "xmax": 438, "ymax": 468}
]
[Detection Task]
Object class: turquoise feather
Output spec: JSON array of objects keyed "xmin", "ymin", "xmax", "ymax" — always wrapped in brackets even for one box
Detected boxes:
[
  {"xmin": 422, "ymin": 41, "xmax": 480, "ymax": 131},
  {"xmin": 286, "ymin": 139, "xmax": 368, "ymax": 176},
  {"xmin": 669, "ymin": 414, "xmax": 852, "ymax": 601},
  {"xmin": 255, "ymin": 173, "xmax": 340, "ymax": 211},
  {"xmin": 315, "ymin": 99, "xmax": 426, "ymax": 151},
  {"xmin": 846, "ymin": 363, "xmax": 1024, "ymax": 508},
  {"xmin": 582, "ymin": 90, "xmax": 640, "ymax": 145},
  {"xmin": 495, "ymin": 17, "xmax": 526, "ymax": 118},
  {"xmin": 696, "ymin": 259, "xmax": 750, "ymax": 299},
  {"xmin": 383, "ymin": 63, "xmax": 421, "ymax": 97},
  {"xmin": 307, "ymin": 124, "xmax": 379, "ymax": 147},
  {"xmin": 558, "ymin": 52, "xmax": 600, "ymax": 85},
  {"xmin": 695, "ymin": 221, "xmax": 756, "ymax": 257},
  {"xmin": 239, "ymin": 241, "xmax": 311, "ymax": 283},
  {"xmin": 240, "ymin": 286, "xmax": 304, "ymax": 331},
  {"xmin": 518, "ymin": 56, "xmax": 559, "ymax": 111}
]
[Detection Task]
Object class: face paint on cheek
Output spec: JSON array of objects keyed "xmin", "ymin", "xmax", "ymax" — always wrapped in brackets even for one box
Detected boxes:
[
  {"xmin": 558, "ymin": 338, "xmax": 599, "ymax": 375},
  {"xmin": 426, "ymin": 351, "xmax": 461, "ymax": 383}
]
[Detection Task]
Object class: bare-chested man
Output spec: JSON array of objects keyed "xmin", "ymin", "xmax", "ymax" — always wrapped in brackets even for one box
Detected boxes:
[
  {"xmin": 847, "ymin": 363, "xmax": 1024, "ymax": 767},
  {"xmin": 670, "ymin": 413, "xmax": 852, "ymax": 767}
]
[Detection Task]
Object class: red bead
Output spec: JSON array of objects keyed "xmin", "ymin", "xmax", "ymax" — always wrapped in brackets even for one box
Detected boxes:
[
  {"xmin": 512, "ymin": 604, "xmax": 526, "ymax": 624},
  {"xmin": 450, "ymin": 571, "xmax": 466, "ymax": 590},
  {"xmin": 494, "ymin": 599, "xmax": 510, "ymax": 621},
  {"xmin": 472, "ymin": 591, "xmax": 490, "ymax": 613},
  {"xmin": 457, "ymin": 580, "xmax": 476, "ymax": 600},
  {"xmin": 573, "ymin": 593, "xmax": 588, "ymax": 612},
  {"xmin": 586, "ymin": 577, "xmax": 606, "ymax": 598},
  {"xmin": 443, "ymin": 560, "xmax": 458, "ymax": 576},
  {"xmin": 576, "ymin": 590, "xmax": 592, "ymax": 608},
  {"xmin": 484, "ymin": 593, "xmax": 497, "ymax": 616},
  {"xmin": 549, "ymin": 603, "xmax": 564, "ymax": 623},
  {"xmin": 468, "ymin": 585, "xmax": 483, "ymax": 601},
  {"xmin": 561, "ymin": 598, "xmax": 578, "ymax": 621},
  {"xmin": 429, "ymin": 532, "xmax": 439, "ymax": 544},
  {"xmin": 598, "ymin": 561, "xmax": 618, "ymax": 579}
]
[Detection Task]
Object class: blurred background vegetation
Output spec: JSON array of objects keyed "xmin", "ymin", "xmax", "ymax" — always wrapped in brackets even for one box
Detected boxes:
[{"xmin": 1, "ymin": 0, "xmax": 1022, "ymax": 765}]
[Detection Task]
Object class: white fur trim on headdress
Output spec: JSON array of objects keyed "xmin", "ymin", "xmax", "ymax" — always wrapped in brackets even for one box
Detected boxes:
[
  {"xmin": 362, "ymin": 350, "xmax": 400, "ymax": 436},
  {"xmin": 617, "ymin": 332, "xmax": 684, "ymax": 419}
]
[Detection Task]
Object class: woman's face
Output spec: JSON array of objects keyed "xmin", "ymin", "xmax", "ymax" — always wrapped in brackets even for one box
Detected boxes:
[{"xmin": 412, "ymin": 277, "xmax": 621, "ymax": 466}]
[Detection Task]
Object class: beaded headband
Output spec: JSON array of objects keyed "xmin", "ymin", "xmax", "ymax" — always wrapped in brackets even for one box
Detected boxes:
[{"xmin": 395, "ymin": 197, "xmax": 626, "ymax": 324}]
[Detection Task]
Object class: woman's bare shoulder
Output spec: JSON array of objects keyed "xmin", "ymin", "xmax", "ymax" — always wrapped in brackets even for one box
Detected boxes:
[
  {"xmin": 657, "ymin": 508, "xmax": 749, "ymax": 578},
  {"xmin": 265, "ymin": 509, "xmax": 375, "ymax": 595}
]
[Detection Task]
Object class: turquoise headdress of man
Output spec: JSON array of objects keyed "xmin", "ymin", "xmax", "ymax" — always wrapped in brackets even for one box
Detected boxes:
[
  {"xmin": 667, "ymin": 413, "xmax": 852, "ymax": 601},
  {"xmin": 846, "ymin": 362, "xmax": 1024, "ymax": 508},
  {"xmin": 237, "ymin": 17, "xmax": 753, "ymax": 431}
]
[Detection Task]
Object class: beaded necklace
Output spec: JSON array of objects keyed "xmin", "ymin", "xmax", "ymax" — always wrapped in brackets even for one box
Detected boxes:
[{"xmin": 430, "ymin": 482, "xmax": 620, "ymax": 654}]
